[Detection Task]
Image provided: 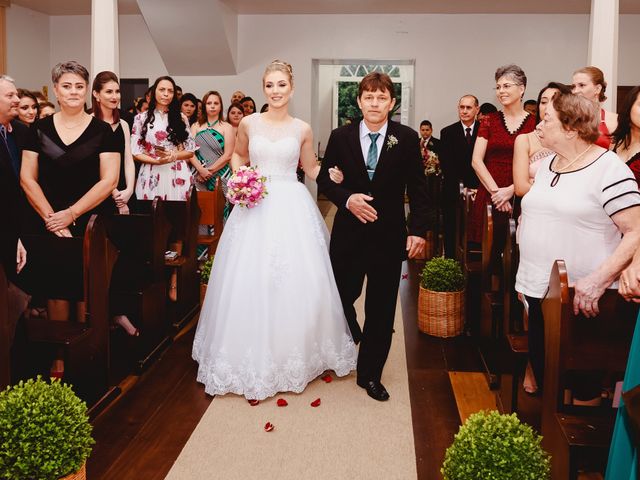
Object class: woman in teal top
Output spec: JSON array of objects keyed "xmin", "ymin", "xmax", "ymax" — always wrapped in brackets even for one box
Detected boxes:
[
  {"xmin": 608, "ymin": 249, "xmax": 640, "ymax": 479},
  {"xmin": 191, "ymin": 90, "xmax": 236, "ymax": 220}
]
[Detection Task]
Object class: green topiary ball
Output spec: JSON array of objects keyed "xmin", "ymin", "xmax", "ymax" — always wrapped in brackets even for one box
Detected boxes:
[
  {"xmin": 200, "ymin": 255, "xmax": 214, "ymax": 284},
  {"xmin": 420, "ymin": 256, "xmax": 464, "ymax": 292},
  {"xmin": 441, "ymin": 410, "xmax": 550, "ymax": 480},
  {"xmin": 0, "ymin": 377, "xmax": 94, "ymax": 480}
]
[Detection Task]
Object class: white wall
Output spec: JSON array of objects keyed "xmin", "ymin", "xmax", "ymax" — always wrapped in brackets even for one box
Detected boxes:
[
  {"xmin": 5, "ymin": 4, "xmax": 50, "ymax": 92},
  {"xmin": 6, "ymin": 9, "xmax": 640, "ymax": 146}
]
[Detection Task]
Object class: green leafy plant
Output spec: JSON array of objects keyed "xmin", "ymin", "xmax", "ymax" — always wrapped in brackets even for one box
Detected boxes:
[
  {"xmin": 200, "ymin": 255, "xmax": 214, "ymax": 284},
  {"xmin": 420, "ymin": 257, "xmax": 464, "ymax": 292},
  {"xmin": 441, "ymin": 410, "xmax": 551, "ymax": 480},
  {"xmin": 0, "ymin": 377, "xmax": 94, "ymax": 480}
]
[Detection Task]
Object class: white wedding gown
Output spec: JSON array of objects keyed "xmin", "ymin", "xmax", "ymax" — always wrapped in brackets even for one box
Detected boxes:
[{"xmin": 192, "ymin": 114, "xmax": 357, "ymax": 400}]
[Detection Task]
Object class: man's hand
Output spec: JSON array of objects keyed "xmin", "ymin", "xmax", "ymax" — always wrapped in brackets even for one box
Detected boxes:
[
  {"xmin": 16, "ymin": 239, "xmax": 27, "ymax": 274},
  {"xmin": 347, "ymin": 194, "xmax": 377, "ymax": 223},
  {"xmin": 406, "ymin": 235, "xmax": 426, "ymax": 259}
]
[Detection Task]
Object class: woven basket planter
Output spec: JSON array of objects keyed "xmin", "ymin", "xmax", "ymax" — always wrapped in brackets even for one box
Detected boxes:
[
  {"xmin": 60, "ymin": 462, "xmax": 86, "ymax": 480},
  {"xmin": 418, "ymin": 286, "xmax": 465, "ymax": 337}
]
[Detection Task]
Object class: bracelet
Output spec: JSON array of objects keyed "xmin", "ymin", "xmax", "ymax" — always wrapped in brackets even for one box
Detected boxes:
[{"xmin": 68, "ymin": 207, "xmax": 77, "ymax": 226}]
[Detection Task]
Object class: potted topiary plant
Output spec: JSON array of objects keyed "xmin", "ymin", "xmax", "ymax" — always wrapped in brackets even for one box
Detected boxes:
[
  {"xmin": 200, "ymin": 255, "xmax": 214, "ymax": 305},
  {"xmin": 0, "ymin": 376, "xmax": 94, "ymax": 480},
  {"xmin": 441, "ymin": 410, "xmax": 551, "ymax": 480},
  {"xmin": 418, "ymin": 256, "xmax": 465, "ymax": 337}
]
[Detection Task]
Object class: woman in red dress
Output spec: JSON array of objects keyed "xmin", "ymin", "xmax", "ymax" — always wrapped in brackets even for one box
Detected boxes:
[
  {"xmin": 469, "ymin": 64, "xmax": 536, "ymax": 243},
  {"xmin": 612, "ymin": 86, "xmax": 640, "ymax": 182},
  {"xmin": 572, "ymin": 66, "xmax": 617, "ymax": 149}
]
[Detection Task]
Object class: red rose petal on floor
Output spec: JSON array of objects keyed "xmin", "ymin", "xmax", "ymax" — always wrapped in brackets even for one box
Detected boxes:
[
  {"xmin": 310, "ymin": 398, "xmax": 321, "ymax": 407},
  {"xmin": 276, "ymin": 398, "xmax": 288, "ymax": 407},
  {"xmin": 248, "ymin": 399, "xmax": 260, "ymax": 406},
  {"xmin": 321, "ymin": 374, "xmax": 333, "ymax": 383},
  {"xmin": 264, "ymin": 422, "xmax": 275, "ymax": 432}
]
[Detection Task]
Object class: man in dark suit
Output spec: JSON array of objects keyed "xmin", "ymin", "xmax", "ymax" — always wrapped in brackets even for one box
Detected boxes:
[
  {"xmin": 0, "ymin": 75, "xmax": 29, "ymax": 347},
  {"xmin": 439, "ymin": 94, "xmax": 480, "ymax": 258},
  {"xmin": 0, "ymin": 75, "xmax": 28, "ymax": 279},
  {"xmin": 317, "ymin": 72, "xmax": 429, "ymax": 401},
  {"xmin": 419, "ymin": 119, "xmax": 440, "ymax": 160}
]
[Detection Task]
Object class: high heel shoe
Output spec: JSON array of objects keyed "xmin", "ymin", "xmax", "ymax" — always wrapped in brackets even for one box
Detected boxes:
[
  {"xmin": 113, "ymin": 315, "xmax": 140, "ymax": 336},
  {"xmin": 523, "ymin": 362, "xmax": 538, "ymax": 395}
]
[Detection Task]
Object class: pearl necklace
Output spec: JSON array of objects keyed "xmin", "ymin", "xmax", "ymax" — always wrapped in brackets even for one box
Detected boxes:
[{"xmin": 550, "ymin": 144, "xmax": 593, "ymax": 187}]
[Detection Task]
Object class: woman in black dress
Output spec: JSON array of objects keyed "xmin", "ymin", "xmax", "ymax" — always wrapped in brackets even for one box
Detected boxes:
[
  {"xmin": 91, "ymin": 70, "xmax": 140, "ymax": 336},
  {"xmin": 20, "ymin": 61, "xmax": 119, "ymax": 377},
  {"xmin": 91, "ymin": 71, "xmax": 135, "ymax": 215}
]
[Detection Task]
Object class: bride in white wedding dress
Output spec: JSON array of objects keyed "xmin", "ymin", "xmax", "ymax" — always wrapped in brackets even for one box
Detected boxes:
[{"xmin": 192, "ymin": 60, "xmax": 357, "ymax": 400}]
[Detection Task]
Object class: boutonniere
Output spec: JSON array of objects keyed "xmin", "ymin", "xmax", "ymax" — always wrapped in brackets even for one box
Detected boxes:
[{"xmin": 386, "ymin": 134, "xmax": 398, "ymax": 151}]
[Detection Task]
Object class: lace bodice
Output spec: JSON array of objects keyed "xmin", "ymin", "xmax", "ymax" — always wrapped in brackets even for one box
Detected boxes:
[{"xmin": 246, "ymin": 114, "xmax": 303, "ymax": 178}]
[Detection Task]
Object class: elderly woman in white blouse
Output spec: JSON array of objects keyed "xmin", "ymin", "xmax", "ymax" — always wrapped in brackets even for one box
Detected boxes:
[{"xmin": 515, "ymin": 92, "xmax": 640, "ymax": 394}]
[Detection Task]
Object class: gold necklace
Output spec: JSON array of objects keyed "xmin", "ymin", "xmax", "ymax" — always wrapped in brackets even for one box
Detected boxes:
[{"xmin": 60, "ymin": 114, "xmax": 87, "ymax": 129}]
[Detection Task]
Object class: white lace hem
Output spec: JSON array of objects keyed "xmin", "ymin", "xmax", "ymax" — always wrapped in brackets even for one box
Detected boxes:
[{"xmin": 193, "ymin": 334, "xmax": 357, "ymax": 400}]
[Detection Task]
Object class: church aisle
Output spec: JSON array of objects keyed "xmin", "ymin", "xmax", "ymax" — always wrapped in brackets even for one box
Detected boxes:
[{"xmin": 87, "ymin": 200, "xmax": 485, "ymax": 480}]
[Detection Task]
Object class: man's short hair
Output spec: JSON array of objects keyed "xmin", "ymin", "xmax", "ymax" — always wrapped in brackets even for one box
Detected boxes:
[
  {"xmin": 420, "ymin": 120, "xmax": 432, "ymax": 128},
  {"xmin": 524, "ymin": 99, "xmax": 537, "ymax": 107},
  {"xmin": 358, "ymin": 72, "xmax": 395, "ymax": 100},
  {"xmin": 459, "ymin": 94, "xmax": 479, "ymax": 106},
  {"xmin": 0, "ymin": 75, "xmax": 15, "ymax": 84}
]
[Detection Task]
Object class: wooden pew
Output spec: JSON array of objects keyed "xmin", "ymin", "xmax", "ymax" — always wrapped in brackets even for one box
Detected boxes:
[
  {"xmin": 541, "ymin": 260, "xmax": 637, "ymax": 479},
  {"xmin": 18, "ymin": 215, "xmax": 120, "ymax": 414},
  {"xmin": 455, "ymin": 188, "xmax": 482, "ymax": 335},
  {"xmin": 107, "ymin": 197, "xmax": 172, "ymax": 374},
  {"xmin": 162, "ymin": 187, "xmax": 201, "ymax": 330},
  {"xmin": 476, "ymin": 205, "xmax": 504, "ymax": 390},
  {"xmin": 196, "ymin": 178, "xmax": 225, "ymax": 256},
  {"xmin": 496, "ymin": 219, "xmax": 528, "ymax": 412},
  {"xmin": 0, "ymin": 263, "xmax": 9, "ymax": 390}
]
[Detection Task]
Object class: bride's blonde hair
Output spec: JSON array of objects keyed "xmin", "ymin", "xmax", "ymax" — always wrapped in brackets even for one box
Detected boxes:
[{"xmin": 263, "ymin": 59, "xmax": 294, "ymax": 86}]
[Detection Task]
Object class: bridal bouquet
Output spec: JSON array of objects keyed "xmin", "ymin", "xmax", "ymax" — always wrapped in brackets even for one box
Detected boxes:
[
  {"xmin": 423, "ymin": 151, "xmax": 441, "ymax": 177},
  {"xmin": 226, "ymin": 166, "xmax": 268, "ymax": 208}
]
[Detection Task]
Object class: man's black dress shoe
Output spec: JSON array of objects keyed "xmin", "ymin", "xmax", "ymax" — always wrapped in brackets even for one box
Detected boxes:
[{"xmin": 357, "ymin": 379, "xmax": 390, "ymax": 401}]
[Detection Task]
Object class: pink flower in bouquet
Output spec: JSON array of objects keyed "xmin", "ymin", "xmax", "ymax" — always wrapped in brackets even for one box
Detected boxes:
[{"xmin": 226, "ymin": 166, "xmax": 268, "ymax": 208}]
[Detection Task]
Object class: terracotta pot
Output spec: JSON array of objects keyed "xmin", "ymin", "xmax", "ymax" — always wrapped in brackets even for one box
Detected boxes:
[{"xmin": 59, "ymin": 462, "xmax": 86, "ymax": 480}]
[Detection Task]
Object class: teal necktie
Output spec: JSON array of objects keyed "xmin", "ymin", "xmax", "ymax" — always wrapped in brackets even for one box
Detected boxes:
[{"xmin": 366, "ymin": 132, "xmax": 380, "ymax": 180}]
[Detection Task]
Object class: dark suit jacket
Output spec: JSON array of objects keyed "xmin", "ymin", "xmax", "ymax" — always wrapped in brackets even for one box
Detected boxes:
[
  {"xmin": 439, "ymin": 121, "xmax": 479, "ymax": 202},
  {"xmin": 0, "ymin": 120, "xmax": 29, "ymax": 282},
  {"xmin": 317, "ymin": 120, "xmax": 430, "ymax": 261},
  {"xmin": 421, "ymin": 136, "xmax": 440, "ymax": 155}
]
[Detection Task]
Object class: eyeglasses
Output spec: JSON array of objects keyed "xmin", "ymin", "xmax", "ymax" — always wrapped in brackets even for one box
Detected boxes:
[{"xmin": 495, "ymin": 83, "xmax": 520, "ymax": 92}]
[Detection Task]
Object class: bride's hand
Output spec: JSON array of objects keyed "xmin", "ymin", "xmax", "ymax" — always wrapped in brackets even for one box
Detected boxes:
[{"xmin": 329, "ymin": 167, "xmax": 344, "ymax": 184}]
